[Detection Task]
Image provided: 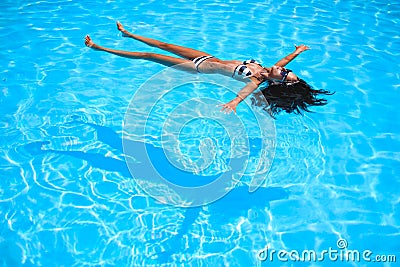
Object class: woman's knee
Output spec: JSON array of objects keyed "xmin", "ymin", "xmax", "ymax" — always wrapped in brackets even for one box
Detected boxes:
[
  {"xmin": 140, "ymin": 52, "xmax": 154, "ymax": 59},
  {"xmin": 158, "ymin": 42, "xmax": 170, "ymax": 49}
]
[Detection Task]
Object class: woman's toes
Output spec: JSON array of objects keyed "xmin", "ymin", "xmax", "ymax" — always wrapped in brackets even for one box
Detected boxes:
[
  {"xmin": 85, "ymin": 35, "xmax": 93, "ymax": 47},
  {"xmin": 117, "ymin": 21, "xmax": 124, "ymax": 31}
]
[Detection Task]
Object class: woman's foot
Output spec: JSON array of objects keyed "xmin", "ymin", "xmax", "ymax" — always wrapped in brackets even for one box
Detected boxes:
[
  {"xmin": 85, "ymin": 35, "xmax": 94, "ymax": 47},
  {"xmin": 84, "ymin": 35, "xmax": 100, "ymax": 50},
  {"xmin": 116, "ymin": 21, "xmax": 130, "ymax": 37}
]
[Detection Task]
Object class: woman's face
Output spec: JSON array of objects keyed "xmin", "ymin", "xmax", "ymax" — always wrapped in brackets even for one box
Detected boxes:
[{"xmin": 261, "ymin": 65, "xmax": 298, "ymax": 82}]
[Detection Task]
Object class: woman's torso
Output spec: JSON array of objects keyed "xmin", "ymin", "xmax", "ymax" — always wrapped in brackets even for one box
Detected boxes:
[{"xmin": 196, "ymin": 58, "xmax": 265, "ymax": 83}]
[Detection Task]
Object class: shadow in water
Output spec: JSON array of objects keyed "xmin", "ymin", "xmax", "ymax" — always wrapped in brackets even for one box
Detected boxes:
[
  {"xmin": 25, "ymin": 121, "xmax": 226, "ymax": 187},
  {"xmin": 25, "ymin": 140, "xmax": 132, "ymax": 177},
  {"xmin": 154, "ymin": 186, "xmax": 288, "ymax": 263},
  {"xmin": 24, "ymin": 121, "xmax": 288, "ymax": 264}
]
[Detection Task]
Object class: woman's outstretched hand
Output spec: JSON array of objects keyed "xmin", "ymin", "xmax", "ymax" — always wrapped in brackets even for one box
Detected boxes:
[
  {"xmin": 220, "ymin": 98, "xmax": 240, "ymax": 114},
  {"xmin": 294, "ymin": 44, "xmax": 310, "ymax": 54}
]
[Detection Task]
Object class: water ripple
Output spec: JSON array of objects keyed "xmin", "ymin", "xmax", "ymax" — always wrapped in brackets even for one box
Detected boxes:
[{"xmin": 1, "ymin": 0, "xmax": 399, "ymax": 266}]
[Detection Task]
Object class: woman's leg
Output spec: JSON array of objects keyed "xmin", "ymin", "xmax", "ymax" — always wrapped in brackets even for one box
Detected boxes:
[
  {"xmin": 85, "ymin": 35, "xmax": 196, "ymax": 72},
  {"xmin": 117, "ymin": 22, "xmax": 213, "ymax": 60}
]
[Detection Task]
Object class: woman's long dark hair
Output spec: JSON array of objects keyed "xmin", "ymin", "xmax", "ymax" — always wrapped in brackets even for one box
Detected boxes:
[{"xmin": 252, "ymin": 79, "xmax": 334, "ymax": 118}]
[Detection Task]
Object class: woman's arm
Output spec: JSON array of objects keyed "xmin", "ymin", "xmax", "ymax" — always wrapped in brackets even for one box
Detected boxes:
[
  {"xmin": 220, "ymin": 81, "xmax": 260, "ymax": 114},
  {"xmin": 274, "ymin": 44, "xmax": 310, "ymax": 67}
]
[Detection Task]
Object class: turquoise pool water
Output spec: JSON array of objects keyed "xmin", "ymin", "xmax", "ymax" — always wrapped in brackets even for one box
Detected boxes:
[{"xmin": 1, "ymin": 0, "xmax": 399, "ymax": 266}]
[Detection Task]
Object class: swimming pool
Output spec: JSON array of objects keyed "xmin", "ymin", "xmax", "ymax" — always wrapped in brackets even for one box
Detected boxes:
[{"xmin": 1, "ymin": 0, "xmax": 399, "ymax": 266}]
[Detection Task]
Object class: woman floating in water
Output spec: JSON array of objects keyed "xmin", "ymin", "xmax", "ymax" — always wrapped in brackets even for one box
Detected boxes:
[{"xmin": 85, "ymin": 22, "xmax": 333, "ymax": 117}]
